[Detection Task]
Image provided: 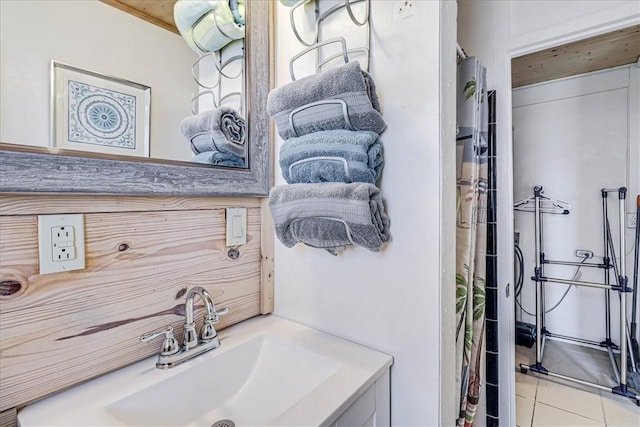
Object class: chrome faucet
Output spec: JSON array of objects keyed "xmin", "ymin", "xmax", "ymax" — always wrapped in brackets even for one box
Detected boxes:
[{"xmin": 140, "ymin": 286, "xmax": 228, "ymax": 369}]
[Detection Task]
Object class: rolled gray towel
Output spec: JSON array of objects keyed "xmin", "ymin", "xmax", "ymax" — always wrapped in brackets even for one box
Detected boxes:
[
  {"xmin": 180, "ymin": 107, "xmax": 246, "ymax": 157},
  {"xmin": 267, "ymin": 61, "xmax": 386, "ymax": 140},
  {"xmin": 269, "ymin": 182, "xmax": 391, "ymax": 253},
  {"xmin": 280, "ymin": 130, "xmax": 383, "ymax": 184}
]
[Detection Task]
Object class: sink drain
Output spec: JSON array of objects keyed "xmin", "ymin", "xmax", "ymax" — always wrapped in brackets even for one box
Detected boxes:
[{"xmin": 212, "ymin": 420, "xmax": 235, "ymax": 427}]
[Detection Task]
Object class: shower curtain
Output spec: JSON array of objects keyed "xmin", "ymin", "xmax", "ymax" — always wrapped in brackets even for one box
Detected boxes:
[{"xmin": 455, "ymin": 57, "xmax": 488, "ymax": 427}]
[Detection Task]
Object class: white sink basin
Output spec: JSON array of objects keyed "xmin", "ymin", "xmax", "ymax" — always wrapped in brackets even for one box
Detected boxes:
[
  {"xmin": 18, "ymin": 315, "xmax": 392, "ymax": 427},
  {"xmin": 107, "ymin": 335, "xmax": 341, "ymax": 426}
]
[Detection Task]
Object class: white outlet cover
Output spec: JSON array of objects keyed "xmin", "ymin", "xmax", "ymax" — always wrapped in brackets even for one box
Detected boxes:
[{"xmin": 38, "ymin": 214, "xmax": 85, "ymax": 274}]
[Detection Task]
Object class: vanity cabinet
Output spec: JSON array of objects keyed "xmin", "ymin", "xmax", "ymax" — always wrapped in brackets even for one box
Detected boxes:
[{"xmin": 331, "ymin": 370, "xmax": 390, "ymax": 427}]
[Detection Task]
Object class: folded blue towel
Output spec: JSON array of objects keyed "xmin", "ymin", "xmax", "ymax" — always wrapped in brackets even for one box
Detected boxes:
[
  {"xmin": 280, "ymin": 130, "xmax": 383, "ymax": 184},
  {"xmin": 269, "ymin": 182, "xmax": 391, "ymax": 253},
  {"xmin": 192, "ymin": 151, "xmax": 245, "ymax": 167},
  {"xmin": 267, "ymin": 61, "xmax": 386, "ymax": 140}
]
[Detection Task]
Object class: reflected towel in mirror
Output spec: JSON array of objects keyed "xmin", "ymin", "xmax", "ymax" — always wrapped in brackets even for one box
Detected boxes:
[
  {"xmin": 174, "ymin": 0, "xmax": 245, "ymax": 54},
  {"xmin": 192, "ymin": 151, "xmax": 245, "ymax": 167},
  {"xmin": 267, "ymin": 61, "xmax": 386, "ymax": 140},
  {"xmin": 280, "ymin": 129, "xmax": 383, "ymax": 184},
  {"xmin": 181, "ymin": 107, "xmax": 246, "ymax": 158},
  {"xmin": 269, "ymin": 182, "xmax": 391, "ymax": 252}
]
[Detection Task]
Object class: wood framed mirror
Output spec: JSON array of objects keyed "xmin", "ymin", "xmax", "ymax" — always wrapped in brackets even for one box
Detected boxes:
[{"xmin": 0, "ymin": 0, "xmax": 272, "ymax": 197}]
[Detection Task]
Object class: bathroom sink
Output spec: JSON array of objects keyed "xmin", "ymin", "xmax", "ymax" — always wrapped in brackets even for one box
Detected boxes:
[
  {"xmin": 107, "ymin": 335, "xmax": 341, "ymax": 426},
  {"xmin": 18, "ymin": 315, "xmax": 392, "ymax": 427}
]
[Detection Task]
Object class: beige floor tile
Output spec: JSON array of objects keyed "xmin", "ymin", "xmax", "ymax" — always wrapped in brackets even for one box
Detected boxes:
[
  {"xmin": 533, "ymin": 402, "xmax": 604, "ymax": 426},
  {"xmin": 517, "ymin": 395, "xmax": 535, "ymax": 427},
  {"xmin": 536, "ymin": 378, "xmax": 604, "ymax": 421},
  {"xmin": 601, "ymin": 395, "xmax": 640, "ymax": 426},
  {"xmin": 516, "ymin": 371, "xmax": 539, "ymax": 399}
]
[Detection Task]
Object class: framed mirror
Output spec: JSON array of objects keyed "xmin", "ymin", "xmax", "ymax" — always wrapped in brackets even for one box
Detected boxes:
[{"xmin": 0, "ymin": 0, "xmax": 271, "ymax": 196}]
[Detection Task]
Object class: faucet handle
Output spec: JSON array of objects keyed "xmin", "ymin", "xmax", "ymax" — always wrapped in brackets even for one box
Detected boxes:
[
  {"xmin": 200, "ymin": 308, "xmax": 229, "ymax": 341},
  {"xmin": 140, "ymin": 326, "xmax": 180, "ymax": 356},
  {"xmin": 210, "ymin": 307, "xmax": 229, "ymax": 324}
]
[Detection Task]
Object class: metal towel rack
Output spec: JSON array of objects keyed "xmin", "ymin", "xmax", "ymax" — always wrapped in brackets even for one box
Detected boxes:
[
  {"xmin": 290, "ymin": 216, "xmax": 356, "ymax": 255},
  {"xmin": 288, "ymin": 98, "xmax": 355, "ymax": 135},
  {"xmin": 191, "ymin": 42, "xmax": 245, "ymax": 115},
  {"xmin": 288, "ymin": 157, "xmax": 353, "ymax": 183},
  {"xmin": 288, "ymin": 0, "xmax": 371, "ymax": 80}
]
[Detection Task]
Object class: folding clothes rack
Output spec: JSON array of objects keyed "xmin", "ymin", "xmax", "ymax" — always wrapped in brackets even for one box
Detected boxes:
[{"xmin": 519, "ymin": 185, "xmax": 639, "ymax": 405}]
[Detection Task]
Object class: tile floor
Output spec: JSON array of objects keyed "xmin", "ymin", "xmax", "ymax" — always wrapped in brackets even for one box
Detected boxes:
[{"xmin": 515, "ymin": 339, "xmax": 640, "ymax": 426}]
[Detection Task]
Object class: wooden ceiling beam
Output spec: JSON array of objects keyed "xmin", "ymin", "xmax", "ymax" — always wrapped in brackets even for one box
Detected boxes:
[
  {"xmin": 100, "ymin": 0, "xmax": 179, "ymax": 34},
  {"xmin": 512, "ymin": 25, "xmax": 640, "ymax": 88}
]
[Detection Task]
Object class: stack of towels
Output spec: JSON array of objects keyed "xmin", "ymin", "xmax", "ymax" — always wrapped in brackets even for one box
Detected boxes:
[
  {"xmin": 267, "ymin": 61, "xmax": 391, "ymax": 254},
  {"xmin": 180, "ymin": 107, "xmax": 246, "ymax": 167}
]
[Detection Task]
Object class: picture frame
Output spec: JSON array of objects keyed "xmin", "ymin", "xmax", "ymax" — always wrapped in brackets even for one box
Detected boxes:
[{"xmin": 51, "ymin": 61, "xmax": 151, "ymax": 157}]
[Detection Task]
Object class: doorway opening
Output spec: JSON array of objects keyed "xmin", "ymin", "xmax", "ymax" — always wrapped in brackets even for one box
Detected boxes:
[{"xmin": 510, "ymin": 26, "xmax": 640, "ymax": 425}]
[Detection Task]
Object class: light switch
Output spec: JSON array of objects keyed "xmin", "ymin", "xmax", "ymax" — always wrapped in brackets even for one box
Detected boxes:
[{"xmin": 226, "ymin": 208, "xmax": 247, "ymax": 246}]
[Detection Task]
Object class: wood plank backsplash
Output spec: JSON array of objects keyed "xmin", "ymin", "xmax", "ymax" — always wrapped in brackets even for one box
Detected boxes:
[{"xmin": 0, "ymin": 195, "xmax": 270, "ymax": 415}]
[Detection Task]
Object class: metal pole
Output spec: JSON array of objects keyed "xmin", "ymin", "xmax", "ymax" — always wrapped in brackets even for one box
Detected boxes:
[
  {"xmin": 618, "ymin": 188, "xmax": 628, "ymax": 388},
  {"xmin": 539, "ymin": 277, "xmax": 621, "ymax": 291},
  {"xmin": 545, "ymin": 332, "xmax": 614, "ymax": 348},
  {"xmin": 534, "ymin": 186, "xmax": 543, "ymax": 365},
  {"xmin": 603, "ymin": 190, "xmax": 612, "ymax": 344},
  {"xmin": 632, "ymin": 195, "xmax": 639, "ymax": 351},
  {"xmin": 540, "ymin": 193, "xmax": 546, "ymax": 333},
  {"xmin": 544, "ymin": 259, "xmax": 608, "ymax": 268}
]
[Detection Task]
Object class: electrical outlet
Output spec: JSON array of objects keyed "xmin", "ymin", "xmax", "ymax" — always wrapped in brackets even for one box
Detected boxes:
[
  {"xmin": 575, "ymin": 249, "xmax": 593, "ymax": 259},
  {"xmin": 628, "ymin": 212, "xmax": 637, "ymax": 228},
  {"xmin": 38, "ymin": 214, "xmax": 85, "ymax": 274},
  {"xmin": 393, "ymin": 0, "xmax": 415, "ymax": 20},
  {"xmin": 51, "ymin": 225, "xmax": 76, "ymax": 261}
]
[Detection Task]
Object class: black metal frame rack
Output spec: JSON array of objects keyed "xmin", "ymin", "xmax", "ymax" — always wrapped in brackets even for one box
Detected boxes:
[{"xmin": 519, "ymin": 185, "xmax": 639, "ymax": 405}]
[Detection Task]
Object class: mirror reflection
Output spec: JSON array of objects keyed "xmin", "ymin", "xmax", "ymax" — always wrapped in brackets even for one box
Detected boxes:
[{"xmin": 0, "ymin": 0, "xmax": 248, "ymax": 168}]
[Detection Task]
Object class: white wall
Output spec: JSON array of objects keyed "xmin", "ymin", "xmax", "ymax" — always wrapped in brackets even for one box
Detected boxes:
[
  {"xmin": 513, "ymin": 66, "xmax": 638, "ymax": 343},
  {"xmin": 457, "ymin": 1, "xmax": 640, "ymax": 424},
  {"xmin": 0, "ymin": 0, "xmax": 196, "ymax": 162},
  {"xmin": 272, "ymin": 1, "xmax": 457, "ymax": 425}
]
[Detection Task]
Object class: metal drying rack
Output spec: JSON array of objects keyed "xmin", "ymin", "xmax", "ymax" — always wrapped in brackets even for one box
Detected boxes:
[{"xmin": 518, "ymin": 185, "xmax": 639, "ymax": 406}]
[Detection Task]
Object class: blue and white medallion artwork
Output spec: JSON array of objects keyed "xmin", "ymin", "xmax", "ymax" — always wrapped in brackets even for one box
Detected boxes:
[{"xmin": 68, "ymin": 80, "xmax": 136, "ymax": 149}]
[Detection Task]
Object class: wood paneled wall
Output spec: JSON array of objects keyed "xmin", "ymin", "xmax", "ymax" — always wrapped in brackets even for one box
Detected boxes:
[{"xmin": 0, "ymin": 194, "xmax": 273, "ymax": 420}]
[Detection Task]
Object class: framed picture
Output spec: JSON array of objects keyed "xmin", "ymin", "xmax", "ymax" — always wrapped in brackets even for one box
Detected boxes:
[{"xmin": 51, "ymin": 61, "xmax": 150, "ymax": 157}]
